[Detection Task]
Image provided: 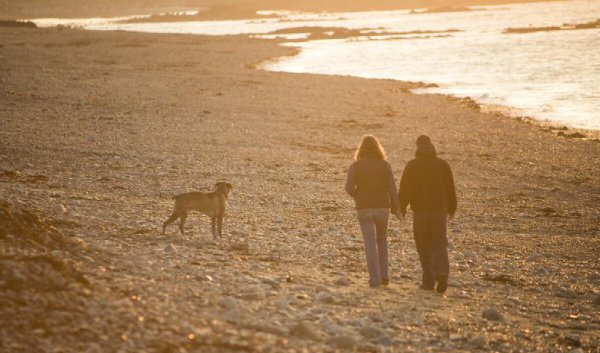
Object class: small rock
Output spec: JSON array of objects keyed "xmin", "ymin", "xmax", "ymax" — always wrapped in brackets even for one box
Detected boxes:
[
  {"xmin": 360, "ymin": 326, "xmax": 387, "ymax": 339},
  {"xmin": 449, "ymin": 334, "xmax": 462, "ymax": 341},
  {"xmin": 327, "ymin": 335, "xmax": 356, "ymax": 349},
  {"xmin": 315, "ymin": 291, "xmax": 335, "ymax": 304},
  {"xmin": 261, "ymin": 277, "xmax": 279, "ymax": 288},
  {"xmin": 291, "ymin": 321, "xmax": 321, "ymax": 341},
  {"xmin": 239, "ymin": 286, "xmax": 266, "ymax": 301},
  {"xmin": 334, "ymin": 277, "xmax": 351, "ymax": 286},
  {"xmin": 469, "ymin": 335, "xmax": 487, "ymax": 347},
  {"xmin": 448, "ymin": 279, "xmax": 461, "ymax": 288},
  {"xmin": 218, "ymin": 296, "xmax": 238, "ymax": 310},
  {"xmin": 164, "ymin": 244, "xmax": 177, "ymax": 253},
  {"xmin": 592, "ymin": 295, "xmax": 600, "ymax": 306},
  {"xmin": 221, "ymin": 309, "xmax": 249, "ymax": 324},
  {"xmin": 54, "ymin": 203, "xmax": 68, "ymax": 213},
  {"xmin": 482, "ymin": 308, "xmax": 505, "ymax": 322},
  {"xmin": 376, "ymin": 335, "xmax": 393, "ymax": 346}
]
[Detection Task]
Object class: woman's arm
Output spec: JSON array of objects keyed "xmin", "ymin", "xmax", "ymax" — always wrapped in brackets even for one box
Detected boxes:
[
  {"xmin": 386, "ymin": 163, "xmax": 399, "ymax": 214},
  {"xmin": 344, "ymin": 163, "xmax": 357, "ymax": 198}
]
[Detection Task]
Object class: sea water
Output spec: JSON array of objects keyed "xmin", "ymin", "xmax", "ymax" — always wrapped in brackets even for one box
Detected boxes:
[{"xmin": 30, "ymin": 0, "xmax": 600, "ymax": 130}]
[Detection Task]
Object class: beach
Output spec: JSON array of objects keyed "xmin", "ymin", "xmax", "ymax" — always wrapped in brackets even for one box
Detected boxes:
[{"xmin": 1, "ymin": 7, "xmax": 600, "ymax": 353}]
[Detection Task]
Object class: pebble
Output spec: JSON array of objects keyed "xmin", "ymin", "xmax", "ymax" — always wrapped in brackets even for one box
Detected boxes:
[
  {"xmin": 221, "ymin": 309, "xmax": 247, "ymax": 324},
  {"xmin": 592, "ymin": 295, "xmax": 600, "ymax": 306},
  {"xmin": 449, "ymin": 334, "xmax": 462, "ymax": 341},
  {"xmin": 315, "ymin": 291, "xmax": 335, "ymax": 304},
  {"xmin": 334, "ymin": 277, "xmax": 351, "ymax": 286},
  {"xmin": 260, "ymin": 277, "xmax": 279, "ymax": 288},
  {"xmin": 327, "ymin": 335, "xmax": 356, "ymax": 349},
  {"xmin": 163, "ymin": 244, "xmax": 177, "ymax": 254},
  {"xmin": 359, "ymin": 325, "xmax": 387, "ymax": 339},
  {"xmin": 218, "ymin": 296, "xmax": 238, "ymax": 310},
  {"xmin": 291, "ymin": 321, "xmax": 321, "ymax": 341},
  {"xmin": 482, "ymin": 308, "xmax": 505, "ymax": 322},
  {"xmin": 376, "ymin": 335, "xmax": 393, "ymax": 346},
  {"xmin": 448, "ymin": 279, "xmax": 461, "ymax": 288},
  {"xmin": 469, "ymin": 335, "xmax": 487, "ymax": 347},
  {"xmin": 239, "ymin": 287, "xmax": 266, "ymax": 301}
]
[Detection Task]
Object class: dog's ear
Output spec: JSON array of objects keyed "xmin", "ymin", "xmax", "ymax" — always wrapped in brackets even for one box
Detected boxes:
[{"xmin": 227, "ymin": 183, "xmax": 233, "ymax": 192}]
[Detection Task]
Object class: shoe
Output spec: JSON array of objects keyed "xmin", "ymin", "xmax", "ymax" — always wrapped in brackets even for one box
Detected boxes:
[
  {"xmin": 419, "ymin": 283, "xmax": 434, "ymax": 290},
  {"xmin": 381, "ymin": 278, "xmax": 389, "ymax": 286},
  {"xmin": 436, "ymin": 273, "xmax": 448, "ymax": 294}
]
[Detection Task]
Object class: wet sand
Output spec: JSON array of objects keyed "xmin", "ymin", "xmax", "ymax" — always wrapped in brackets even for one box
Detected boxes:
[{"xmin": 1, "ymin": 22, "xmax": 599, "ymax": 353}]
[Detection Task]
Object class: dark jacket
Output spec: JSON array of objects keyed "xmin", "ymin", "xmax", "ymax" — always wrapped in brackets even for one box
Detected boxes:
[
  {"xmin": 398, "ymin": 146, "xmax": 457, "ymax": 216},
  {"xmin": 345, "ymin": 158, "xmax": 399, "ymax": 213}
]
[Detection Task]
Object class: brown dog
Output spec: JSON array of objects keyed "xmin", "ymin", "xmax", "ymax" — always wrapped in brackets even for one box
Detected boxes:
[{"xmin": 162, "ymin": 182, "xmax": 233, "ymax": 238}]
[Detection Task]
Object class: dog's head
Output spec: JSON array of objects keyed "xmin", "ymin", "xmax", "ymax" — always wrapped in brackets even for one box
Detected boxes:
[{"xmin": 214, "ymin": 181, "xmax": 233, "ymax": 195}]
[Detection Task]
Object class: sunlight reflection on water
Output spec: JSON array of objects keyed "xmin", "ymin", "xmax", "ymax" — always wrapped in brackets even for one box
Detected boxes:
[{"xmin": 28, "ymin": 0, "xmax": 600, "ymax": 130}]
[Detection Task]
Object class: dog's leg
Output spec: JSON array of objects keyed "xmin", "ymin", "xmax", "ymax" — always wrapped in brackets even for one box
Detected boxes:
[
  {"xmin": 217, "ymin": 216, "xmax": 224, "ymax": 239},
  {"xmin": 178, "ymin": 211, "xmax": 187, "ymax": 235},
  {"xmin": 211, "ymin": 217, "xmax": 217, "ymax": 239},
  {"xmin": 163, "ymin": 212, "xmax": 179, "ymax": 234}
]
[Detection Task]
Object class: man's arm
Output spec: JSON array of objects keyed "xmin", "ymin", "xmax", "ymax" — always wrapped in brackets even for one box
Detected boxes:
[
  {"xmin": 398, "ymin": 163, "xmax": 413, "ymax": 217},
  {"xmin": 446, "ymin": 163, "xmax": 457, "ymax": 216}
]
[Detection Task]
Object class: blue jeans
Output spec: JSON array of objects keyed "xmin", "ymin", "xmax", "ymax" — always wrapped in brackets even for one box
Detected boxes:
[{"xmin": 357, "ymin": 208, "xmax": 389, "ymax": 287}]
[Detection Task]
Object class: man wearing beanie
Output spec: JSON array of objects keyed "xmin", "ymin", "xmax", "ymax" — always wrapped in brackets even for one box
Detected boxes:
[{"xmin": 398, "ymin": 135, "xmax": 457, "ymax": 293}]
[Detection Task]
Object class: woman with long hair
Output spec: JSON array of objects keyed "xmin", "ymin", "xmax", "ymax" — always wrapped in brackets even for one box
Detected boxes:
[{"xmin": 345, "ymin": 135, "xmax": 399, "ymax": 287}]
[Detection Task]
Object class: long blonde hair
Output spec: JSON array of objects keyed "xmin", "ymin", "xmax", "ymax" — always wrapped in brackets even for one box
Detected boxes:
[{"xmin": 355, "ymin": 135, "xmax": 387, "ymax": 160}]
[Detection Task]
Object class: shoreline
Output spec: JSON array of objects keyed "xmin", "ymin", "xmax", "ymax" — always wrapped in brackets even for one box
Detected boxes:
[
  {"xmin": 0, "ymin": 0, "xmax": 565, "ymax": 20},
  {"xmin": 16, "ymin": 2, "xmax": 598, "ymax": 137},
  {"xmin": 1, "ymin": 23, "xmax": 599, "ymax": 353}
]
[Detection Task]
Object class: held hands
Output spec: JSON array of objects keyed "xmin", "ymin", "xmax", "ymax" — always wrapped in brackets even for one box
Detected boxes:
[{"xmin": 393, "ymin": 210, "xmax": 404, "ymax": 220}]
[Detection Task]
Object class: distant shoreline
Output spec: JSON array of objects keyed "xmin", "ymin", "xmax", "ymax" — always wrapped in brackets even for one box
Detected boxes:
[{"xmin": 1, "ymin": 0, "xmax": 565, "ymax": 20}]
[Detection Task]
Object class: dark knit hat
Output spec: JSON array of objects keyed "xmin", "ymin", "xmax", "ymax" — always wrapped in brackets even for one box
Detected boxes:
[{"xmin": 415, "ymin": 135, "xmax": 437, "ymax": 157}]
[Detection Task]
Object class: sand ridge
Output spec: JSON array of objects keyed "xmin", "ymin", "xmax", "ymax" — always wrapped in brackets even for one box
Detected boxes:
[{"xmin": 0, "ymin": 25, "xmax": 599, "ymax": 352}]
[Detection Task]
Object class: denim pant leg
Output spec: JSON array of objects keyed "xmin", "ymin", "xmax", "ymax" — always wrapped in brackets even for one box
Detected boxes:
[
  {"xmin": 413, "ymin": 213, "xmax": 434, "ymax": 287},
  {"xmin": 430, "ymin": 213, "xmax": 450, "ymax": 278},
  {"xmin": 373, "ymin": 209, "xmax": 390, "ymax": 281},
  {"xmin": 358, "ymin": 210, "xmax": 381, "ymax": 287}
]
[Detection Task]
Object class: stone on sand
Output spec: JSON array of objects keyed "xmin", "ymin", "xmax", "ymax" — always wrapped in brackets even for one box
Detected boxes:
[
  {"xmin": 218, "ymin": 296, "xmax": 238, "ymax": 310},
  {"xmin": 359, "ymin": 325, "xmax": 388, "ymax": 339},
  {"xmin": 469, "ymin": 335, "xmax": 487, "ymax": 347},
  {"xmin": 315, "ymin": 291, "xmax": 335, "ymax": 304},
  {"xmin": 327, "ymin": 334, "xmax": 356, "ymax": 349},
  {"xmin": 291, "ymin": 321, "xmax": 321, "ymax": 341},
  {"xmin": 164, "ymin": 244, "xmax": 177, "ymax": 253},
  {"xmin": 482, "ymin": 308, "xmax": 505, "ymax": 322}
]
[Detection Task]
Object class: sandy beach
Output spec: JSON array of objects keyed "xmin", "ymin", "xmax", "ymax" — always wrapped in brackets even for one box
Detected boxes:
[{"xmin": 1, "ymin": 5, "xmax": 599, "ymax": 352}]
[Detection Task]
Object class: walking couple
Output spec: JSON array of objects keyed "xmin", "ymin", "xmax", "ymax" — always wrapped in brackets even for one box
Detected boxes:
[{"xmin": 345, "ymin": 135, "xmax": 457, "ymax": 293}]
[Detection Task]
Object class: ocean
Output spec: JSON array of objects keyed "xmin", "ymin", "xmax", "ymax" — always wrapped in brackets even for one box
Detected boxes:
[{"xmin": 31, "ymin": 0, "xmax": 600, "ymax": 130}]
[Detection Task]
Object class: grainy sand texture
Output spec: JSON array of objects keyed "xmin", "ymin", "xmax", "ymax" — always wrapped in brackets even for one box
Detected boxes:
[{"xmin": 1, "ymin": 2, "xmax": 599, "ymax": 352}]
